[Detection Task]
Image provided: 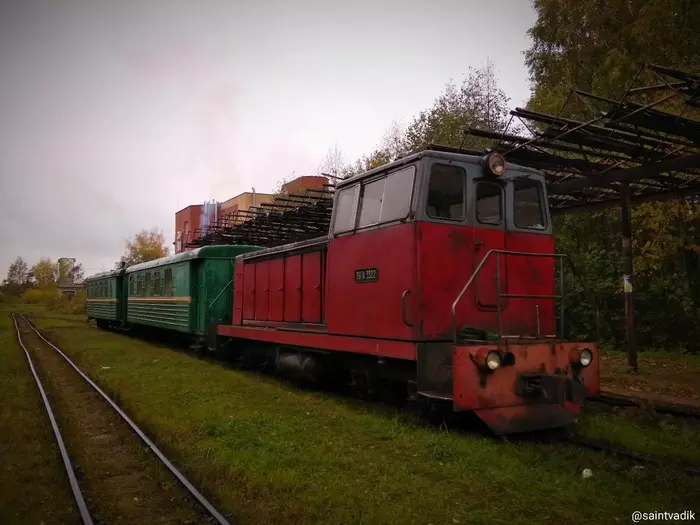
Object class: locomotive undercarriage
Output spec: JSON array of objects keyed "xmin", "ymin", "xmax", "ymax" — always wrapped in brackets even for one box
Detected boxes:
[{"xmin": 214, "ymin": 336, "xmax": 450, "ymax": 415}]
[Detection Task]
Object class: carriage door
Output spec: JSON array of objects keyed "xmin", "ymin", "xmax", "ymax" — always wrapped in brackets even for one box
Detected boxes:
[{"xmin": 472, "ymin": 179, "xmax": 507, "ymax": 311}]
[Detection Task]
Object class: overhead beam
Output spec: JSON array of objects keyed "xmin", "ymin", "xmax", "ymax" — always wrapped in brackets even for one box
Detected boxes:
[
  {"xmin": 550, "ymin": 184, "xmax": 700, "ymax": 215},
  {"xmin": 550, "ymin": 154, "xmax": 700, "ymax": 193}
]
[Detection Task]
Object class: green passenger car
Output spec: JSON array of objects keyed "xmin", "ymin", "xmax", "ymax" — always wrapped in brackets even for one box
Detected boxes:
[
  {"xmin": 84, "ymin": 268, "xmax": 126, "ymax": 326},
  {"xmin": 123, "ymin": 245, "xmax": 260, "ymax": 345}
]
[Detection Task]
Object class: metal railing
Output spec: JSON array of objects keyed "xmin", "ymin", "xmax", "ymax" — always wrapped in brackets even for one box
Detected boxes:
[{"xmin": 451, "ymin": 249, "xmax": 590, "ymax": 344}]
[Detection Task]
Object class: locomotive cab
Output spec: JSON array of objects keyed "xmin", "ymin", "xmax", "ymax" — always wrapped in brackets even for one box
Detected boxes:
[
  {"xmin": 328, "ymin": 148, "xmax": 598, "ymax": 434},
  {"xmin": 328, "ymin": 149, "xmax": 558, "ymax": 342}
]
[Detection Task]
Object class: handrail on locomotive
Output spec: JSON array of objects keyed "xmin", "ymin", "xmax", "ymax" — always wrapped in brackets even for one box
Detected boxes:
[{"xmin": 451, "ymin": 249, "xmax": 600, "ymax": 344}]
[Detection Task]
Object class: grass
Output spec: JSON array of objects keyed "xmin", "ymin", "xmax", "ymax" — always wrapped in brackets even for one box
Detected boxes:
[
  {"xmin": 0, "ymin": 309, "xmax": 78, "ymax": 524},
  {"xmin": 575, "ymin": 411, "xmax": 700, "ymax": 465},
  {"xmin": 6, "ymin": 307, "xmax": 695, "ymax": 525}
]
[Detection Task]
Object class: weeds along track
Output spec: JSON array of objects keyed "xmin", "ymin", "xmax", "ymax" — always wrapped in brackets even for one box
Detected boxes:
[
  {"xmin": 562, "ymin": 435, "xmax": 700, "ymax": 478},
  {"xmin": 589, "ymin": 392, "xmax": 700, "ymax": 420},
  {"xmin": 11, "ymin": 312, "xmax": 234, "ymax": 525}
]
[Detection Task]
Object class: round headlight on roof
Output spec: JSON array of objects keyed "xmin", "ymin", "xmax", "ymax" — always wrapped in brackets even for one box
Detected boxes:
[
  {"xmin": 484, "ymin": 152, "xmax": 506, "ymax": 176},
  {"xmin": 486, "ymin": 351, "xmax": 502, "ymax": 370},
  {"xmin": 580, "ymin": 348, "xmax": 593, "ymax": 367}
]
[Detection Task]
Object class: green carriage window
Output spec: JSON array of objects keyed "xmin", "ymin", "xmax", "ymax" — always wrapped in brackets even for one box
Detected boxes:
[
  {"xmin": 153, "ymin": 271, "xmax": 161, "ymax": 296},
  {"xmin": 130, "ymin": 276, "xmax": 135, "ymax": 295},
  {"xmin": 164, "ymin": 269, "xmax": 173, "ymax": 296},
  {"xmin": 144, "ymin": 272, "xmax": 151, "ymax": 296},
  {"xmin": 136, "ymin": 275, "xmax": 142, "ymax": 296}
]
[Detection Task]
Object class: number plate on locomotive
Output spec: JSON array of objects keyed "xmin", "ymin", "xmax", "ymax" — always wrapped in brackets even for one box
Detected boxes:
[{"xmin": 355, "ymin": 267, "xmax": 378, "ymax": 283}]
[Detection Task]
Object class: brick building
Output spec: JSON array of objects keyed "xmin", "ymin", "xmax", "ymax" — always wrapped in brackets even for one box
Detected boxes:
[
  {"xmin": 174, "ymin": 204, "xmax": 204, "ymax": 253},
  {"xmin": 174, "ymin": 175, "xmax": 329, "ymax": 253}
]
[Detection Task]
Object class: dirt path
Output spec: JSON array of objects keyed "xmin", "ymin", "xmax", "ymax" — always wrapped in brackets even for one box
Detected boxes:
[
  {"xmin": 18, "ymin": 319, "xmax": 217, "ymax": 525},
  {"xmin": 599, "ymin": 352, "xmax": 700, "ymax": 409}
]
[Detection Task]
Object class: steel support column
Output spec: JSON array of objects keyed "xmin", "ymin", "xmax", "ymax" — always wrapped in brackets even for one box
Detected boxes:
[{"xmin": 620, "ymin": 182, "xmax": 638, "ymax": 371}]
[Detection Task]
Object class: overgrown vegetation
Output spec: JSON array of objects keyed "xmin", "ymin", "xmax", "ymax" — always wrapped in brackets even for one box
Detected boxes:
[
  {"xmin": 19, "ymin": 310, "xmax": 700, "ymax": 525},
  {"xmin": 21, "ymin": 288, "xmax": 86, "ymax": 315}
]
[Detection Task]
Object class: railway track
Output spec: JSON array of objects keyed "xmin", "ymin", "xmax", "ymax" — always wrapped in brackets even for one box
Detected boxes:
[
  {"xmin": 564, "ymin": 436, "xmax": 700, "ymax": 478},
  {"xmin": 11, "ymin": 312, "xmax": 235, "ymax": 525},
  {"xmin": 589, "ymin": 392, "xmax": 700, "ymax": 420}
]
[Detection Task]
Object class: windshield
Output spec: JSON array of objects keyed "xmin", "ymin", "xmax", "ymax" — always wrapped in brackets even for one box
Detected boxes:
[{"xmin": 512, "ymin": 177, "xmax": 546, "ymax": 230}]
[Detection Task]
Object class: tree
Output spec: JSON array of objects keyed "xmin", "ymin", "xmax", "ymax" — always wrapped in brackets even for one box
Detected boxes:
[
  {"xmin": 117, "ymin": 228, "xmax": 170, "ymax": 268},
  {"xmin": 342, "ymin": 62, "xmax": 516, "ymax": 179},
  {"xmin": 318, "ymin": 143, "xmax": 346, "ymax": 182},
  {"xmin": 403, "ymin": 61, "xmax": 516, "ymax": 153},
  {"xmin": 30, "ymin": 258, "xmax": 57, "ymax": 289},
  {"xmin": 56, "ymin": 258, "xmax": 85, "ymax": 285},
  {"xmin": 524, "ymin": 0, "xmax": 700, "ymax": 352},
  {"xmin": 525, "ymin": 0, "xmax": 700, "ymax": 115},
  {"xmin": 1, "ymin": 256, "xmax": 30, "ymax": 295},
  {"xmin": 69, "ymin": 262, "xmax": 85, "ymax": 284}
]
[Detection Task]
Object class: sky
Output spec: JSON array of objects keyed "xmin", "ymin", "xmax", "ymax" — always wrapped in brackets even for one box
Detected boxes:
[{"xmin": 0, "ymin": 0, "xmax": 537, "ymax": 277}]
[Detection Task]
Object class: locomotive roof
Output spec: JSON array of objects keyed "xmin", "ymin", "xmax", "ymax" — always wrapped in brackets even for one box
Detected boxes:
[
  {"xmin": 336, "ymin": 148, "xmax": 543, "ymax": 189},
  {"xmin": 124, "ymin": 244, "xmax": 261, "ymax": 273}
]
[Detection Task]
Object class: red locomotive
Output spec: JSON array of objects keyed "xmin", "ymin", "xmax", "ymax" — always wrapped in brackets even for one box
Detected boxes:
[{"xmin": 216, "ymin": 147, "xmax": 599, "ymax": 434}]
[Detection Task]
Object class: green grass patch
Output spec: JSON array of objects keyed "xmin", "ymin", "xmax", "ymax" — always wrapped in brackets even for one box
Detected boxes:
[
  {"xmin": 575, "ymin": 411, "xmax": 700, "ymax": 465},
  {"xmin": 20, "ymin": 309, "xmax": 700, "ymax": 524},
  {"xmin": 0, "ymin": 309, "xmax": 78, "ymax": 524}
]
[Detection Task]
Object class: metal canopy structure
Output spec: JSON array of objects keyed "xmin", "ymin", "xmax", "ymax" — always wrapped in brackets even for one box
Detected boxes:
[
  {"xmin": 467, "ymin": 64, "xmax": 700, "ymax": 215},
  {"xmin": 186, "ymin": 185, "xmax": 335, "ymax": 249},
  {"xmin": 466, "ymin": 63, "xmax": 700, "ymax": 372}
]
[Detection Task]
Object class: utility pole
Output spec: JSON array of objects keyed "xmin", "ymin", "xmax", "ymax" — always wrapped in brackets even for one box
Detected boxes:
[{"xmin": 620, "ymin": 182, "xmax": 638, "ymax": 372}]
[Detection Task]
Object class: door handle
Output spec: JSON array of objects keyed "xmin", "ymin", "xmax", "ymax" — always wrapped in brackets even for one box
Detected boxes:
[
  {"xmin": 474, "ymin": 238, "xmax": 484, "ymax": 249},
  {"xmin": 401, "ymin": 289, "xmax": 412, "ymax": 327}
]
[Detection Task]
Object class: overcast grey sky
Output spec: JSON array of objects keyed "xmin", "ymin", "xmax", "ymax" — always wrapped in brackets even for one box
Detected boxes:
[{"xmin": 0, "ymin": 0, "xmax": 536, "ymax": 276}]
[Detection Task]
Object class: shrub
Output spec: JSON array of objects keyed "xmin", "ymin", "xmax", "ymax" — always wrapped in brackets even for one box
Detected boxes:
[{"xmin": 22, "ymin": 288, "xmax": 59, "ymax": 304}]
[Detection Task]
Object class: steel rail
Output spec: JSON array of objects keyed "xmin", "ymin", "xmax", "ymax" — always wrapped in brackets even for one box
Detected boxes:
[
  {"xmin": 567, "ymin": 436, "xmax": 700, "ymax": 478},
  {"xmin": 11, "ymin": 313, "xmax": 94, "ymax": 525},
  {"xmin": 14, "ymin": 313, "xmax": 235, "ymax": 525}
]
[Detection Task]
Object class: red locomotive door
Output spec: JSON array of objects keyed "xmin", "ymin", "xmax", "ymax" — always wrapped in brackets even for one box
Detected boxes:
[{"xmin": 472, "ymin": 180, "xmax": 507, "ymax": 311}]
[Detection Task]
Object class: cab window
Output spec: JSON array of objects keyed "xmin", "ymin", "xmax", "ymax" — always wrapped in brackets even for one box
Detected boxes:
[
  {"xmin": 357, "ymin": 178, "xmax": 385, "ymax": 228},
  {"xmin": 333, "ymin": 165, "xmax": 416, "ymax": 233},
  {"xmin": 380, "ymin": 166, "xmax": 415, "ymax": 222},
  {"xmin": 475, "ymin": 181, "xmax": 502, "ymax": 225},
  {"xmin": 426, "ymin": 164, "xmax": 465, "ymax": 221},
  {"xmin": 332, "ymin": 185, "xmax": 359, "ymax": 234},
  {"xmin": 513, "ymin": 178, "xmax": 546, "ymax": 230}
]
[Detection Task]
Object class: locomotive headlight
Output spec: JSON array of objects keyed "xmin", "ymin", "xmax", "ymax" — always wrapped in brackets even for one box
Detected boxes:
[
  {"xmin": 483, "ymin": 152, "xmax": 506, "ymax": 177},
  {"xmin": 486, "ymin": 351, "xmax": 502, "ymax": 370},
  {"xmin": 580, "ymin": 349, "xmax": 593, "ymax": 367}
]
